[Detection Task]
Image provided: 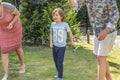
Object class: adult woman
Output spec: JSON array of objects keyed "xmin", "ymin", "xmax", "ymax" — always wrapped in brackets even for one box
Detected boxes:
[{"xmin": 0, "ymin": 0, "xmax": 25, "ymax": 80}]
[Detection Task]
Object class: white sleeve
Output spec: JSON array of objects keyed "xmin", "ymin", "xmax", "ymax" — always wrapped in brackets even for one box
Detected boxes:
[{"xmin": 3, "ymin": 2, "xmax": 16, "ymax": 14}]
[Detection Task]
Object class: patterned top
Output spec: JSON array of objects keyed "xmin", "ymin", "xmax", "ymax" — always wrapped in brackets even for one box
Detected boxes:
[{"xmin": 74, "ymin": 0, "xmax": 119, "ymax": 36}]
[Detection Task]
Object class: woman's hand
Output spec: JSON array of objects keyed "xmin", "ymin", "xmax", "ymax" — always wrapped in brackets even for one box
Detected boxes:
[
  {"xmin": 98, "ymin": 31, "xmax": 107, "ymax": 41},
  {"xmin": 7, "ymin": 23, "xmax": 13, "ymax": 29},
  {"xmin": 98, "ymin": 27, "xmax": 110, "ymax": 41}
]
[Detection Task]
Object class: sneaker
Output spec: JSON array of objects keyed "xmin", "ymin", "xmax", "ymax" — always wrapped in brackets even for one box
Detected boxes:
[
  {"xmin": 1, "ymin": 75, "xmax": 8, "ymax": 80},
  {"xmin": 54, "ymin": 74, "xmax": 58, "ymax": 78},
  {"xmin": 19, "ymin": 64, "xmax": 25, "ymax": 73},
  {"xmin": 57, "ymin": 78, "xmax": 63, "ymax": 80}
]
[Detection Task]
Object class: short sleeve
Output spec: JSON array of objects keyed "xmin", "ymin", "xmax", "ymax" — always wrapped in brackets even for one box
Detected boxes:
[
  {"xmin": 50, "ymin": 23, "xmax": 53, "ymax": 32},
  {"xmin": 65, "ymin": 23, "xmax": 71, "ymax": 32},
  {"xmin": 2, "ymin": 2, "xmax": 16, "ymax": 14}
]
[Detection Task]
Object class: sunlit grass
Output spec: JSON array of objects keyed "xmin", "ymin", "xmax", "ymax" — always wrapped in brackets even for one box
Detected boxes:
[
  {"xmin": 0, "ymin": 43, "xmax": 120, "ymax": 80},
  {"xmin": 107, "ymin": 47, "xmax": 120, "ymax": 80}
]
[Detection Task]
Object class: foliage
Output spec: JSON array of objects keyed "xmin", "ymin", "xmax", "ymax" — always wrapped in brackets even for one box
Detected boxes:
[
  {"xmin": 20, "ymin": 0, "xmax": 44, "ymax": 45},
  {"xmin": 3, "ymin": 0, "xmax": 14, "ymax": 3},
  {"xmin": 117, "ymin": 0, "xmax": 120, "ymax": 28},
  {"xmin": 20, "ymin": 0, "xmax": 80, "ymax": 45}
]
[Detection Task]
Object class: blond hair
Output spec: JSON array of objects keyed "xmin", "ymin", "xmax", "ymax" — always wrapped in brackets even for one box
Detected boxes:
[{"xmin": 52, "ymin": 8, "xmax": 65, "ymax": 21}]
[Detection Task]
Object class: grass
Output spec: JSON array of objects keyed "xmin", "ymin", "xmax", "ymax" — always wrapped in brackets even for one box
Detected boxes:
[{"xmin": 0, "ymin": 43, "xmax": 120, "ymax": 80}]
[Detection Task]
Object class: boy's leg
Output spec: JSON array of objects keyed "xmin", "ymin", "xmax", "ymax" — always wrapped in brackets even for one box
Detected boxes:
[
  {"xmin": 57, "ymin": 47, "xmax": 66, "ymax": 78},
  {"xmin": 52, "ymin": 46, "xmax": 58, "ymax": 71}
]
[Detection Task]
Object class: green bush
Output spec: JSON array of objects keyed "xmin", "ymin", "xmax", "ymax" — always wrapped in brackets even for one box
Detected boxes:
[
  {"xmin": 117, "ymin": 0, "xmax": 120, "ymax": 28},
  {"xmin": 20, "ymin": 0, "xmax": 80, "ymax": 45}
]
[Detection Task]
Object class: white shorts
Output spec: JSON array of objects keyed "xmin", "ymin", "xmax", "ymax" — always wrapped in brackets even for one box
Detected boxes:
[{"xmin": 93, "ymin": 31, "xmax": 117, "ymax": 56}]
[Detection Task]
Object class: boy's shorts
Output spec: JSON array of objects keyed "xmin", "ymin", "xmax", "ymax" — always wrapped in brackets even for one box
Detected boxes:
[{"xmin": 93, "ymin": 31, "xmax": 117, "ymax": 56}]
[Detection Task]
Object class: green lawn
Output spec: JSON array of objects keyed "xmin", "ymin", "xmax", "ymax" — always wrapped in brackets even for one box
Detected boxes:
[{"xmin": 0, "ymin": 43, "xmax": 120, "ymax": 80}]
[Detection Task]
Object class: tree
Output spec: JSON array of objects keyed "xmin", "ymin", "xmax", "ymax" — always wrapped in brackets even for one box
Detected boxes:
[{"xmin": 117, "ymin": 0, "xmax": 120, "ymax": 28}]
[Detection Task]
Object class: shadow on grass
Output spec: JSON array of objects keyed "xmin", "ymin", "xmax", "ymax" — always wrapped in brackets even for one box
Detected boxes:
[{"xmin": 108, "ymin": 61, "xmax": 120, "ymax": 70}]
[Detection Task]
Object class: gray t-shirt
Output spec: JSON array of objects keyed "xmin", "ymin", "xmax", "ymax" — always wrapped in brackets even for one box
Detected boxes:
[{"xmin": 50, "ymin": 22, "xmax": 71, "ymax": 47}]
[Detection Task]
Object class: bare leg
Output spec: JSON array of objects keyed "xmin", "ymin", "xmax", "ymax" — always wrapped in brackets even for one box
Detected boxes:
[
  {"xmin": 97, "ymin": 56, "xmax": 107, "ymax": 80},
  {"xmin": 106, "ymin": 62, "xmax": 112, "ymax": 80},
  {"xmin": 16, "ymin": 47, "xmax": 25, "ymax": 73},
  {"xmin": 1, "ymin": 53, "xmax": 9, "ymax": 80}
]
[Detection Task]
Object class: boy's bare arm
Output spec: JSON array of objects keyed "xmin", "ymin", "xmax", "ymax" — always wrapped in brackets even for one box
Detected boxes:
[
  {"xmin": 68, "ymin": 31, "xmax": 74, "ymax": 46},
  {"xmin": 50, "ymin": 32, "xmax": 53, "ymax": 48}
]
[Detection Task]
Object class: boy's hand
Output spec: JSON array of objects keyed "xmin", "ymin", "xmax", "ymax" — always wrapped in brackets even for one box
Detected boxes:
[
  {"xmin": 71, "ymin": 41, "xmax": 75, "ymax": 47},
  {"xmin": 50, "ymin": 43, "xmax": 53, "ymax": 49}
]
